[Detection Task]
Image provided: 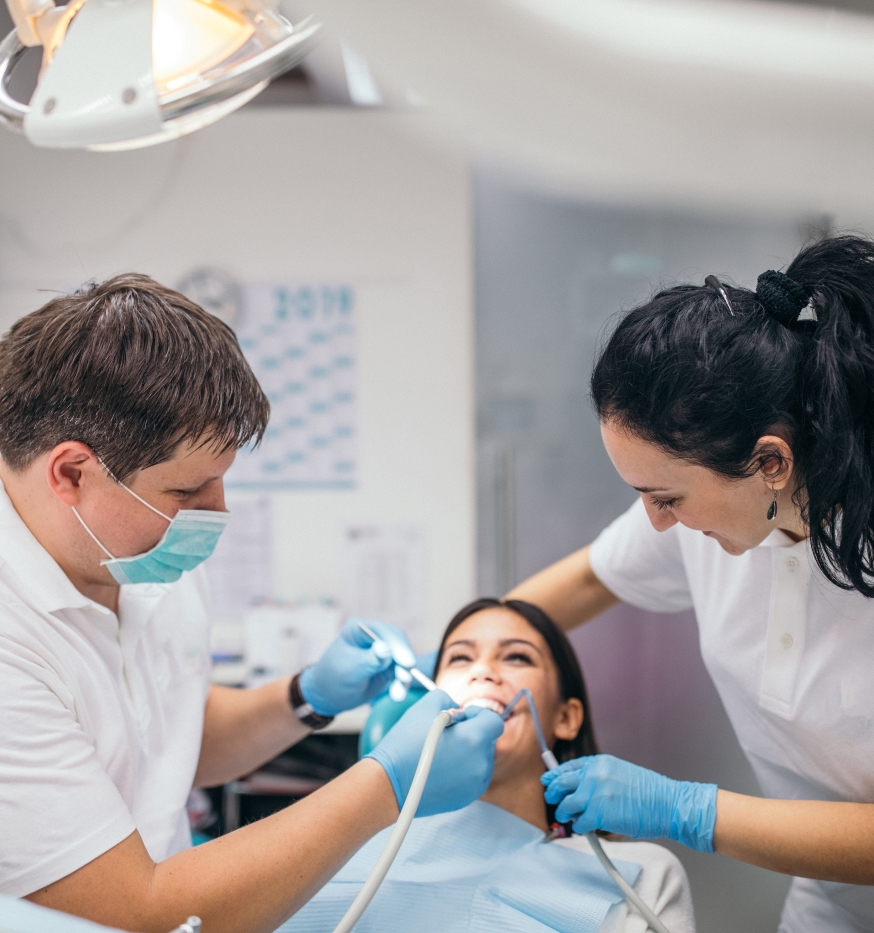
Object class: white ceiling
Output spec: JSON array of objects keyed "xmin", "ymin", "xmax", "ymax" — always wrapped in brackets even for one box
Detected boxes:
[
  {"xmin": 3, "ymin": 0, "xmax": 873, "ymax": 219},
  {"xmin": 301, "ymin": 0, "xmax": 874, "ymax": 219}
]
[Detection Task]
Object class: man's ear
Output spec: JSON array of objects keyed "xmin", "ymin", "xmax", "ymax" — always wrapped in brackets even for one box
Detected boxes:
[
  {"xmin": 754, "ymin": 435, "xmax": 795, "ymax": 491},
  {"xmin": 553, "ymin": 697, "xmax": 584, "ymax": 743},
  {"xmin": 45, "ymin": 442, "xmax": 102, "ymax": 506}
]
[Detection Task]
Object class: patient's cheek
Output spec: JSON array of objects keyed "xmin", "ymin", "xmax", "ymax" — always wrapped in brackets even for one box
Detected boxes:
[
  {"xmin": 496, "ymin": 712, "xmax": 530, "ymax": 751},
  {"xmin": 434, "ymin": 672, "xmax": 463, "ymax": 699}
]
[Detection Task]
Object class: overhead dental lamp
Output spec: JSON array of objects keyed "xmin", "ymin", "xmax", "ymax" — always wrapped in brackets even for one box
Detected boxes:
[{"xmin": 0, "ymin": 0, "xmax": 317, "ymax": 149}]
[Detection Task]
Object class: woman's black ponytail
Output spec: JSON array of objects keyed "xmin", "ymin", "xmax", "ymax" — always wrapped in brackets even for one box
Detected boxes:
[
  {"xmin": 591, "ymin": 234, "xmax": 874, "ymax": 596},
  {"xmin": 784, "ymin": 237, "xmax": 874, "ymax": 594}
]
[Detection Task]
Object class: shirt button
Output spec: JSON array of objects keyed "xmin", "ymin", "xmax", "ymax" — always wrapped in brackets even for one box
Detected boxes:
[
  {"xmin": 786, "ymin": 556, "xmax": 799, "ymax": 571},
  {"xmin": 779, "ymin": 633, "xmax": 794, "ymax": 649}
]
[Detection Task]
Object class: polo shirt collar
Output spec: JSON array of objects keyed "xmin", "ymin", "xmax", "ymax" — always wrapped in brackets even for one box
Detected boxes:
[
  {"xmin": 758, "ymin": 526, "xmax": 808, "ymax": 549},
  {"xmin": 0, "ymin": 477, "xmax": 105, "ymax": 615}
]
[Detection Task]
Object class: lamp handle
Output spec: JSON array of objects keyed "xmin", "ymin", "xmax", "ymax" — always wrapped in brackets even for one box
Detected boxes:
[{"xmin": 0, "ymin": 26, "xmax": 28, "ymax": 129}]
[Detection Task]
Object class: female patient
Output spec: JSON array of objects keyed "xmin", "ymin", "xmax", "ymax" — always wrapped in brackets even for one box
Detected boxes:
[{"xmin": 280, "ymin": 599, "xmax": 694, "ymax": 933}]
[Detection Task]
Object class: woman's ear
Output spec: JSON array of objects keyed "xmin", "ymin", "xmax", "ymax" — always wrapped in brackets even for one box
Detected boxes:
[
  {"xmin": 754, "ymin": 435, "xmax": 795, "ymax": 491},
  {"xmin": 553, "ymin": 697, "xmax": 584, "ymax": 742}
]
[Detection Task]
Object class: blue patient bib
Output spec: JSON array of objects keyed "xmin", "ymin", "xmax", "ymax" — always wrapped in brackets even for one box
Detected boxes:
[{"xmin": 279, "ymin": 801, "xmax": 641, "ymax": 933}]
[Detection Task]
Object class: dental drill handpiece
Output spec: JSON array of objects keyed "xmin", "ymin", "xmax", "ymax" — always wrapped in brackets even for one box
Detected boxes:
[{"xmin": 356, "ymin": 621, "xmax": 440, "ymax": 692}]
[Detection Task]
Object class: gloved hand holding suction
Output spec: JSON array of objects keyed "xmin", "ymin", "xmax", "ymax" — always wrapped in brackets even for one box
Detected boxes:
[
  {"xmin": 366, "ymin": 689, "xmax": 504, "ymax": 817},
  {"xmin": 542, "ymin": 754, "xmax": 718, "ymax": 853},
  {"xmin": 300, "ymin": 618, "xmax": 417, "ymax": 716}
]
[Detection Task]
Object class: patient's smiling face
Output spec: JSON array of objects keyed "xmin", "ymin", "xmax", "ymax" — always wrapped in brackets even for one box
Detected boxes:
[{"xmin": 435, "ymin": 607, "xmax": 583, "ymax": 796}]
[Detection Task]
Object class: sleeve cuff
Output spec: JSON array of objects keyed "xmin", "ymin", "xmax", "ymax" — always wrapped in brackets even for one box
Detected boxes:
[{"xmin": 3, "ymin": 811, "xmax": 136, "ymax": 898}]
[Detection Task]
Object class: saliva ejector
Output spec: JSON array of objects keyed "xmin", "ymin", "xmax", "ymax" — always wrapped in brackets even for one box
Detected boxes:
[
  {"xmin": 498, "ymin": 689, "xmax": 674, "ymax": 933},
  {"xmin": 335, "ymin": 633, "xmax": 675, "ymax": 933}
]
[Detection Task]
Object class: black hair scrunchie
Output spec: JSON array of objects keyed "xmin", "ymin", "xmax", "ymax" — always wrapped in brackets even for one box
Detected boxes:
[{"xmin": 756, "ymin": 270, "xmax": 810, "ymax": 327}]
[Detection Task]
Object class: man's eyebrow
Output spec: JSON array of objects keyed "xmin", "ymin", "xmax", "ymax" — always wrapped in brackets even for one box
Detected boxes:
[{"xmin": 162, "ymin": 475, "xmax": 222, "ymax": 491}]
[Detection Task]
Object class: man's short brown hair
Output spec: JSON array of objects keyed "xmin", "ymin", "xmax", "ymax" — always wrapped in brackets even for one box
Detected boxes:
[{"xmin": 0, "ymin": 274, "xmax": 270, "ymax": 480}]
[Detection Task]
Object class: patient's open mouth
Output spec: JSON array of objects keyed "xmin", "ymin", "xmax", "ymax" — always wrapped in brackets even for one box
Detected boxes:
[{"xmin": 461, "ymin": 698, "xmax": 508, "ymax": 716}]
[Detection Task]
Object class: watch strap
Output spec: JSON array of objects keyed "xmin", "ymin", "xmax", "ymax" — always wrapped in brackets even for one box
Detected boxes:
[{"xmin": 289, "ymin": 671, "xmax": 335, "ymax": 731}]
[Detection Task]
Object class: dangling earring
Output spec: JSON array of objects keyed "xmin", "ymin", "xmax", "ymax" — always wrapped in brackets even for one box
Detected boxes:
[{"xmin": 767, "ymin": 487, "xmax": 778, "ymax": 521}]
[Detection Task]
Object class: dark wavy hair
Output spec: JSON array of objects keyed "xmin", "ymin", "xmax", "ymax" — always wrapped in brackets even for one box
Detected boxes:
[
  {"xmin": 435, "ymin": 598, "xmax": 598, "ymax": 762},
  {"xmin": 591, "ymin": 234, "xmax": 874, "ymax": 597},
  {"xmin": 0, "ymin": 274, "xmax": 269, "ymax": 482}
]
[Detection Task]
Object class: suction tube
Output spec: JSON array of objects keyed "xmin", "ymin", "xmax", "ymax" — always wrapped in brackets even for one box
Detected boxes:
[
  {"xmin": 505, "ymin": 688, "xmax": 676, "ymax": 933},
  {"xmin": 330, "ymin": 710, "xmax": 453, "ymax": 933},
  {"xmin": 586, "ymin": 833, "xmax": 673, "ymax": 933}
]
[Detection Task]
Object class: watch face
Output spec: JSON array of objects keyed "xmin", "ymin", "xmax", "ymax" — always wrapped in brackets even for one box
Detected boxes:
[{"xmin": 177, "ymin": 268, "xmax": 242, "ymax": 326}]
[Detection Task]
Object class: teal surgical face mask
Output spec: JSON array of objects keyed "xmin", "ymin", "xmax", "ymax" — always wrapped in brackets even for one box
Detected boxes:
[{"xmin": 72, "ymin": 465, "xmax": 229, "ymax": 585}]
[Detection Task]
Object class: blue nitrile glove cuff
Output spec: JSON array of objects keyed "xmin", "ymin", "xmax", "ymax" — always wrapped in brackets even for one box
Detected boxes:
[
  {"xmin": 670, "ymin": 779, "xmax": 718, "ymax": 853},
  {"xmin": 366, "ymin": 690, "xmax": 504, "ymax": 817},
  {"xmin": 542, "ymin": 754, "xmax": 718, "ymax": 854},
  {"xmin": 300, "ymin": 618, "xmax": 416, "ymax": 716}
]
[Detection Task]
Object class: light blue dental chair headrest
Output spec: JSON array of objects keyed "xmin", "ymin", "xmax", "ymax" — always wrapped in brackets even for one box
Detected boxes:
[{"xmin": 358, "ymin": 685, "xmax": 428, "ymax": 758}]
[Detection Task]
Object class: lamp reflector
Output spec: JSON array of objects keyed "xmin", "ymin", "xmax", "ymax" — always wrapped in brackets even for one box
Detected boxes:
[
  {"xmin": 0, "ymin": 0, "xmax": 319, "ymax": 149},
  {"xmin": 153, "ymin": 0, "xmax": 254, "ymax": 92}
]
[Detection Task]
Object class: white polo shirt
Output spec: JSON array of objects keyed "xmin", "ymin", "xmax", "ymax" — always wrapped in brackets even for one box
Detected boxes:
[
  {"xmin": 589, "ymin": 499, "xmax": 874, "ymax": 933},
  {"xmin": 0, "ymin": 480, "xmax": 212, "ymax": 898}
]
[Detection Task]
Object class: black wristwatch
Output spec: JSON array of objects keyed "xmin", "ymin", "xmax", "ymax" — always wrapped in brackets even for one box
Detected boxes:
[{"xmin": 289, "ymin": 670, "xmax": 335, "ymax": 731}]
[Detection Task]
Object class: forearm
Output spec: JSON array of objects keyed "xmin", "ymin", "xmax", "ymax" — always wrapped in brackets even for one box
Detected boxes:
[
  {"xmin": 30, "ymin": 760, "xmax": 398, "ymax": 933},
  {"xmin": 506, "ymin": 545, "xmax": 618, "ymax": 632},
  {"xmin": 714, "ymin": 790, "xmax": 874, "ymax": 883},
  {"xmin": 195, "ymin": 681, "xmax": 310, "ymax": 787}
]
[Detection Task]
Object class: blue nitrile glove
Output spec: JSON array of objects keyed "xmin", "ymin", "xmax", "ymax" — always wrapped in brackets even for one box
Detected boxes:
[
  {"xmin": 299, "ymin": 618, "xmax": 417, "ymax": 716},
  {"xmin": 374, "ymin": 649, "xmax": 437, "ymax": 705},
  {"xmin": 541, "ymin": 754, "xmax": 718, "ymax": 853},
  {"xmin": 415, "ymin": 649, "xmax": 438, "ymax": 679},
  {"xmin": 366, "ymin": 689, "xmax": 504, "ymax": 817}
]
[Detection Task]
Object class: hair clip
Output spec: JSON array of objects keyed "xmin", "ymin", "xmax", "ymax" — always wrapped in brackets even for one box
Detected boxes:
[{"xmin": 704, "ymin": 275, "xmax": 734, "ymax": 316}]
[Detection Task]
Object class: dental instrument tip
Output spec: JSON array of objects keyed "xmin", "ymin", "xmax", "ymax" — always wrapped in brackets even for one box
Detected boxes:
[
  {"xmin": 409, "ymin": 666, "xmax": 438, "ymax": 692},
  {"xmin": 357, "ymin": 621, "xmax": 438, "ymax": 693}
]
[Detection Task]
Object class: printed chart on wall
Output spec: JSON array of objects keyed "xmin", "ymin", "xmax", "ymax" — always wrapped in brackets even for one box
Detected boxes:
[
  {"xmin": 227, "ymin": 283, "xmax": 357, "ymax": 488},
  {"xmin": 342, "ymin": 524, "xmax": 428, "ymax": 644}
]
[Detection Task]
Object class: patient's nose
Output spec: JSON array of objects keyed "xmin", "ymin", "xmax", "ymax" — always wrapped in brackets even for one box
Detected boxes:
[{"xmin": 468, "ymin": 657, "xmax": 501, "ymax": 684}]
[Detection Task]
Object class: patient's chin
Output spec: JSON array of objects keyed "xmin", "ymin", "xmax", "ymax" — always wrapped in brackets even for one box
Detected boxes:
[{"xmin": 491, "ymin": 732, "xmax": 549, "ymax": 783}]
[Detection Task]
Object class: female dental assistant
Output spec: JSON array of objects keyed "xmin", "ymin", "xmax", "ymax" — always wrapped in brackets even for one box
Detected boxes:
[
  {"xmin": 510, "ymin": 235, "xmax": 874, "ymax": 933},
  {"xmin": 0, "ymin": 275, "xmax": 503, "ymax": 933}
]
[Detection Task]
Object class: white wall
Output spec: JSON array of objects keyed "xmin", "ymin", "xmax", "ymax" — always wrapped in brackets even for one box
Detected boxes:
[{"xmin": 0, "ymin": 109, "xmax": 475, "ymax": 650}]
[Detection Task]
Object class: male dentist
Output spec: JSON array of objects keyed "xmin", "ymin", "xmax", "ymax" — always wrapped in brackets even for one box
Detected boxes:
[{"xmin": 0, "ymin": 275, "xmax": 502, "ymax": 933}]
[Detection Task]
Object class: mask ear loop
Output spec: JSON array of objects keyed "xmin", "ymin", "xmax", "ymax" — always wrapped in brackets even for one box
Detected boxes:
[
  {"xmin": 97, "ymin": 457, "xmax": 173, "ymax": 522},
  {"xmin": 71, "ymin": 456, "xmax": 174, "ymax": 561},
  {"xmin": 704, "ymin": 274, "xmax": 735, "ymax": 316},
  {"xmin": 71, "ymin": 506, "xmax": 117, "ymax": 559}
]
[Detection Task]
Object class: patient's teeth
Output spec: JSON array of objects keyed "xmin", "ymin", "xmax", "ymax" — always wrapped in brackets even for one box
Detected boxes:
[{"xmin": 462, "ymin": 698, "xmax": 506, "ymax": 715}]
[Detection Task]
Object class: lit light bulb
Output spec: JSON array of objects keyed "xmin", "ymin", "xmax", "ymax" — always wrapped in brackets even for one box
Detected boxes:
[{"xmin": 152, "ymin": 0, "xmax": 254, "ymax": 92}]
